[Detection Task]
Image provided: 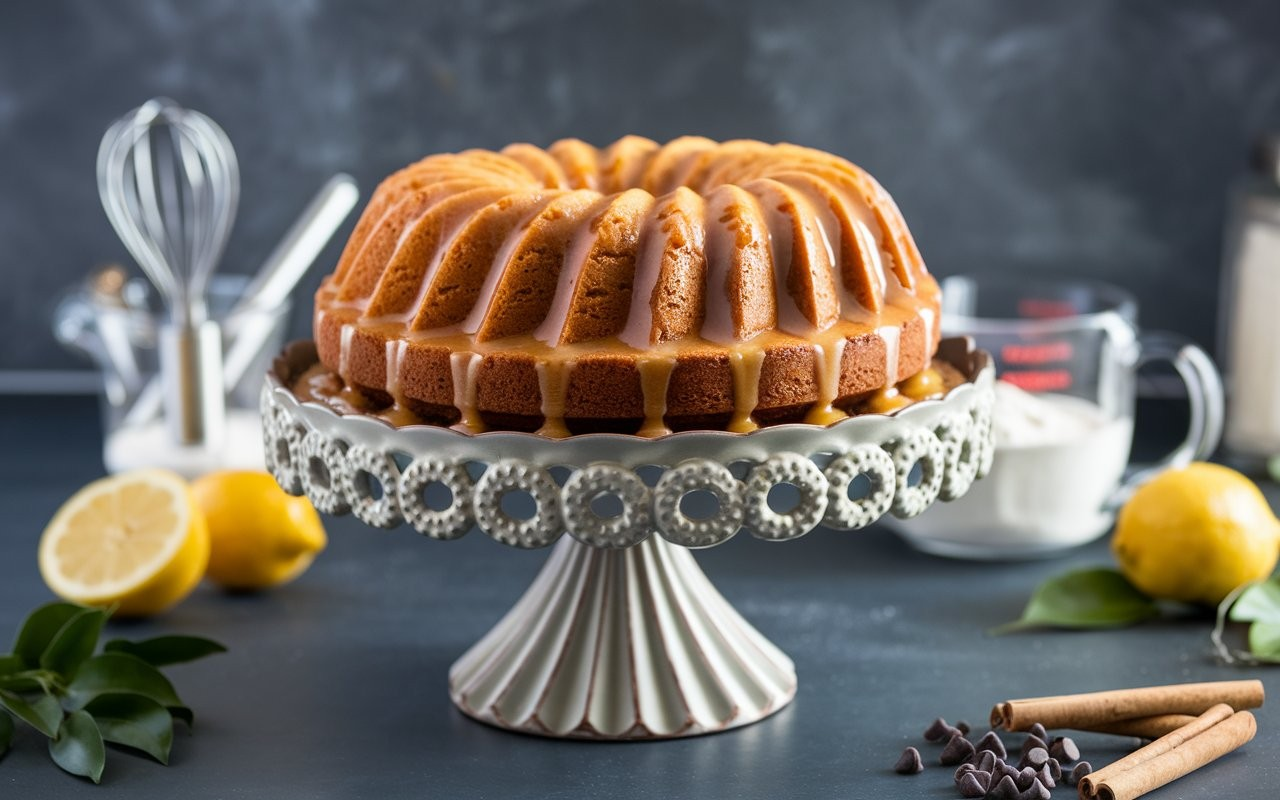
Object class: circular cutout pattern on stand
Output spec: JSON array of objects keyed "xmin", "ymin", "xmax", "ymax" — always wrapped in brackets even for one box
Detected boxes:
[
  {"xmin": 300, "ymin": 431, "xmax": 351, "ymax": 515},
  {"xmin": 744, "ymin": 453, "xmax": 828, "ymax": 541},
  {"xmin": 399, "ymin": 458, "xmax": 475, "ymax": 540},
  {"xmin": 653, "ymin": 459, "xmax": 744, "ymax": 548},
  {"xmin": 264, "ymin": 404, "xmax": 306, "ymax": 496},
  {"xmin": 562, "ymin": 464, "xmax": 652, "ymax": 548},
  {"xmin": 822, "ymin": 445, "xmax": 896, "ymax": 530},
  {"xmin": 973, "ymin": 401, "xmax": 996, "ymax": 479},
  {"xmin": 886, "ymin": 428, "xmax": 945, "ymax": 519},
  {"xmin": 934, "ymin": 412, "xmax": 978, "ymax": 502},
  {"xmin": 340, "ymin": 445, "xmax": 402, "ymax": 529},
  {"xmin": 473, "ymin": 460, "xmax": 564, "ymax": 548}
]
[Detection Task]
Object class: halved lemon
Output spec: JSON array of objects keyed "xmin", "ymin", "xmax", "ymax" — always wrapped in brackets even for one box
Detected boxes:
[{"xmin": 38, "ymin": 469, "xmax": 209, "ymax": 616}]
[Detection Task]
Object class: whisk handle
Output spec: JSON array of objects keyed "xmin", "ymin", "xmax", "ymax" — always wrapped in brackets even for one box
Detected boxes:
[{"xmin": 160, "ymin": 320, "xmax": 226, "ymax": 446}]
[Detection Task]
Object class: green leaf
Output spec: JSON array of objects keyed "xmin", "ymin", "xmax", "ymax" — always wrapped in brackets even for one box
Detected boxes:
[
  {"xmin": 1248, "ymin": 620, "xmax": 1280, "ymax": 661},
  {"xmin": 0, "ymin": 669, "xmax": 46, "ymax": 693},
  {"xmin": 66, "ymin": 653, "xmax": 182, "ymax": 712},
  {"xmin": 993, "ymin": 567, "xmax": 1160, "ymax": 633},
  {"xmin": 40, "ymin": 608, "xmax": 108, "ymax": 679},
  {"xmin": 1229, "ymin": 578, "xmax": 1280, "ymax": 623},
  {"xmin": 0, "ymin": 711, "xmax": 13, "ymax": 758},
  {"xmin": 0, "ymin": 655, "xmax": 22, "ymax": 676},
  {"xmin": 0, "ymin": 690, "xmax": 62, "ymax": 737},
  {"xmin": 49, "ymin": 710, "xmax": 105, "ymax": 784},
  {"xmin": 85, "ymin": 694, "xmax": 173, "ymax": 765},
  {"xmin": 168, "ymin": 705, "xmax": 194, "ymax": 727},
  {"xmin": 13, "ymin": 603, "xmax": 84, "ymax": 667},
  {"xmin": 103, "ymin": 636, "xmax": 227, "ymax": 667}
]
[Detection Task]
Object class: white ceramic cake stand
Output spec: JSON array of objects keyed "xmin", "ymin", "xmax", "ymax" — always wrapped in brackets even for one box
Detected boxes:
[{"xmin": 261, "ymin": 338, "xmax": 995, "ymax": 740}]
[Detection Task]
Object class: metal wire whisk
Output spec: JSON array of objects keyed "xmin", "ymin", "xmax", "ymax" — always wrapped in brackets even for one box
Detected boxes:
[{"xmin": 97, "ymin": 98, "xmax": 238, "ymax": 445}]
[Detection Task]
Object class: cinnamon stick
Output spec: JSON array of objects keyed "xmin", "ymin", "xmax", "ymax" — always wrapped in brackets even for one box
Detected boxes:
[
  {"xmin": 990, "ymin": 680, "xmax": 1264, "ymax": 731},
  {"xmin": 1078, "ymin": 704, "xmax": 1233, "ymax": 796},
  {"xmin": 1081, "ymin": 714, "xmax": 1197, "ymax": 739},
  {"xmin": 1084, "ymin": 710, "xmax": 1257, "ymax": 800}
]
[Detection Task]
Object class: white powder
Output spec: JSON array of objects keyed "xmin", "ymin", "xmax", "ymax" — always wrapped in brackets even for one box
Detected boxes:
[
  {"xmin": 104, "ymin": 409, "xmax": 265, "ymax": 479},
  {"xmin": 891, "ymin": 382, "xmax": 1133, "ymax": 558}
]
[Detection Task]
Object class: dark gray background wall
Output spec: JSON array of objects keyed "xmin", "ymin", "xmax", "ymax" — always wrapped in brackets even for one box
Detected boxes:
[{"xmin": 2, "ymin": 0, "xmax": 1279, "ymax": 383}]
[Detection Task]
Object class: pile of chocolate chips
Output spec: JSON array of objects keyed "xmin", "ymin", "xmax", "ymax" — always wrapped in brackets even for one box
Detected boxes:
[{"xmin": 893, "ymin": 718, "xmax": 1093, "ymax": 799}]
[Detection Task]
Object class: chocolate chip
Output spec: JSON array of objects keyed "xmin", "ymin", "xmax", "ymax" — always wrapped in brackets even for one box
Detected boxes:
[
  {"xmin": 923, "ymin": 717, "xmax": 951, "ymax": 742},
  {"xmin": 1036, "ymin": 763, "xmax": 1055, "ymax": 789},
  {"xmin": 956, "ymin": 720, "xmax": 971, "ymax": 735},
  {"xmin": 1020, "ymin": 778, "xmax": 1051, "ymax": 800},
  {"xmin": 998, "ymin": 759, "xmax": 1020, "ymax": 781},
  {"xmin": 1028, "ymin": 722, "xmax": 1048, "ymax": 742},
  {"xmin": 1049, "ymin": 735, "xmax": 1080, "ymax": 763},
  {"xmin": 1020, "ymin": 734, "xmax": 1047, "ymax": 757},
  {"xmin": 954, "ymin": 763, "xmax": 976, "ymax": 782},
  {"xmin": 958, "ymin": 771, "xmax": 988, "ymax": 798},
  {"xmin": 1070, "ymin": 761, "xmax": 1093, "ymax": 786},
  {"xmin": 1016, "ymin": 766, "xmax": 1038, "ymax": 791},
  {"xmin": 939, "ymin": 734, "xmax": 975, "ymax": 766},
  {"xmin": 1047, "ymin": 757, "xmax": 1063, "ymax": 782},
  {"xmin": 976, "ymin": 730, "xmax": 1007, "ymax": 759},
  {"xmin": 1024, "ymin": 747, "xmax": 1049, "ymax": 768},
  {"xmin": 988, "ymin": 775, "xmax": 1020, "ymax": 800},
  {"xmin": 975, "ymin": 750, "xmax": 998, "ymax": 773},
  {"xmin": 893, "ymin": 746, "xmax": 923, "ymax": 774}
]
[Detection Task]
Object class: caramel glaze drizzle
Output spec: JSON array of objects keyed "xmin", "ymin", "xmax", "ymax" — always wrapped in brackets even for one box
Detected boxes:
[
  {"xmin": 449, "ymin": 351, "xmax": 485, "ymax": 434},
  {"xmin": 534, "ymin": 358, "xmax": 573, "ymax": 439},
  {"xmin": 805, "ymin": 333, "xmax": 848, "ymax": 426},
  {"xmin": 380, "ymin": 339, "xmax": 418, "ymax": 427},
  {"xmin": 636, "ymin": 355, "xmax": 675, "ymax": 437},
  {"xmin": 326, "ymin": 299, "xmax": 937, "ymax": 437},
  {"xmin": 727, "ymin": 347, "xmax": 765, "ymax": 434}
]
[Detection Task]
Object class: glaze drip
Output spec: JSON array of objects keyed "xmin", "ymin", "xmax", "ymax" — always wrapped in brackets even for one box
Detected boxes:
[
  {"xmin": 449, "ymin": 352, "xmax": 485, "ymax": 433},
  {"xmin": 727, "ymin": 347, "xmax": 765, "ymax": 433},
  {"xmin": 636, "ymin": 355, "xmax": 675, "ymax": 437},
  {"xmin": 535, "ymin": 359, "xmax": 573, "ymax": 438},
  {"xmin": 805, "ymin": 333, "xmax": 849, "ymax": 425}
]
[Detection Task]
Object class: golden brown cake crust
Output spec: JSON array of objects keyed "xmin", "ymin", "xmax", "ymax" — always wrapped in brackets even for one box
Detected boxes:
[{"xmin": 314, "ymin": 136, "xmax": 940, "ymax": 435}]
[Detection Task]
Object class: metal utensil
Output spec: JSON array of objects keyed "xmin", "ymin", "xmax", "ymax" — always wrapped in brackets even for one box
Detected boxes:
[
  {"xmin": 122, "ymin": 174, "xmax": 359, "ymax": 427},
  {"xmin": 88, "ymin": 264, "xmax": 144, "ymax": 392},
  {"xmin": 98, "ymin": 98, "xmax": 238, "ymax": 445},
  {"xmin": 222, "ymin": 173, "xmax": 359, "ymax": 390}
]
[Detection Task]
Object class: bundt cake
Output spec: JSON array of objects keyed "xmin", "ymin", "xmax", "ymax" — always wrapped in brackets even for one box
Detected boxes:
[{"xmin": 306, "ymin": 136, "xmax": 946, "ymax": 436}]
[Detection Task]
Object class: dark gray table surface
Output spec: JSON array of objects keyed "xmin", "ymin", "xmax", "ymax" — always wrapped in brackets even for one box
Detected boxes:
[{"xmin": 0, "ymin": 396, "xmax": 1275, "ymax": 799}]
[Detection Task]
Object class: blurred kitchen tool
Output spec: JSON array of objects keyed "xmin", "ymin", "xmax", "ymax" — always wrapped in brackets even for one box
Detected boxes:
[
  {"xmin": 890, "ymin": 276, "xmax": 1224, "ymax": 559},
  {"xmin": 1219, "ymin": 134, "xmax": 1280, "ymax": 472},
  {"xmin": 121, "ymin": 173, "xmax": 359, "ymax": 429},
  {"xmin": 88, "ymin": 265, "xmax": 143, "ymax": 392},
  {"xmin": 54, "ymin": 275, "xmax": 290, "ymax": 477},
  {"xmin": 223, "ymin": 173, "xmax": 358, "ymax": 386},
  {"xmin": 98, "ymin": 97, "xmax": 238, "ymax": 446}
]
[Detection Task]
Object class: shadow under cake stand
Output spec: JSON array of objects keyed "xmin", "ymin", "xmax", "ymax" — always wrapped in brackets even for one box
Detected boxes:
[{"xmin": 261, "ymin": 337, "xmax": 995, "ymax": 740}]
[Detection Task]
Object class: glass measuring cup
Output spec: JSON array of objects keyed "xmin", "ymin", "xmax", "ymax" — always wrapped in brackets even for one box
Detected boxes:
[{"xmin": 889, "ymin": 276, "xmax": 1224, "ymax": 559}]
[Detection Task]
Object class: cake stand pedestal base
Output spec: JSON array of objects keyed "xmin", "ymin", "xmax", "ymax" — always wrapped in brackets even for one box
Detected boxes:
[{"xmin": 449, "ymin": 535, "xmax": 797, "ymax": 739}]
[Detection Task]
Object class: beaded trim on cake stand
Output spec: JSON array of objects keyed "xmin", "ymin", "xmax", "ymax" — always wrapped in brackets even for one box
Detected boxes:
[{"xmin": 263, "ymin": 338, "xmax": 995, "ymax": 740}]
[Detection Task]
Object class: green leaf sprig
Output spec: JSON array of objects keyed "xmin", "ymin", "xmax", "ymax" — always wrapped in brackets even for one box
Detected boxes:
[
  {"xmin": 992, "ymin": 567, "xmax": 1161, "ymax": 634},
  {"xmin": 1212, "ymin": 575, "xmax": 1280, "ymax": 665},
  {"xmin": 0, "ymin": 601, "xmax": 225, "ymax": 783}
]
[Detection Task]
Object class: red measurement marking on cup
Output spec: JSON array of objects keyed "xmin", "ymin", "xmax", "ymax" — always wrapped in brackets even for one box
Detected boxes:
[
  {"xmin": 1001, "ymin": 370, "xmax": 1072, "ymax": 392},
  {"xmin": 1001, "ymin": 342, "xmax": 1073, "ymax": 364},
  {"xmin": 1017, "ymin": 299, "xmax": 1079, "ymax": 319}
]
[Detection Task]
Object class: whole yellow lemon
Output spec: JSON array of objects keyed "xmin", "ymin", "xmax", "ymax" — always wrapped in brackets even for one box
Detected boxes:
[
  {"xmin": 1112, "ymin": 462, "xmax": 1280, "ymax": 605},
  {"xmin": 191, "ymin": 470, "xmax": 326, "ymax": 591}
]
